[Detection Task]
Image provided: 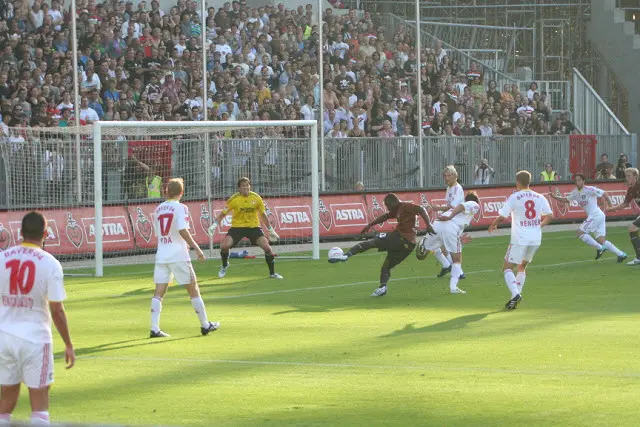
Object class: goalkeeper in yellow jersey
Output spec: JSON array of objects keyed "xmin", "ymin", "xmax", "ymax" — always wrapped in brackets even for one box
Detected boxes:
[{"xmin": 209, "ymin": 177, "xmax": 282, "ymax": 279}]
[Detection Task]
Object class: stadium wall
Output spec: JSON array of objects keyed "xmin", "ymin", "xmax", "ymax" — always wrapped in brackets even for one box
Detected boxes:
[{"xmin": 0, "ymin": 182, "xmax": 637, "ymax": 256}]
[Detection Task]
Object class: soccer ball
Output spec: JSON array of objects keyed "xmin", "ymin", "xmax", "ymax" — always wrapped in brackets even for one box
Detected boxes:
[
  {"xmin": 415, "ymin": 238, "xmax": 429, "ymax": 261},
  {"xmin": 328, "ymin": 247, "xmax": 344, "ymax": 260}
]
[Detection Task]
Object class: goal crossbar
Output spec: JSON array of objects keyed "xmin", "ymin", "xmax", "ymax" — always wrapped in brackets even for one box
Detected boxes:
[{"xmin": 93, "ymin": 120, "xmax": 319, "ymax": 277}]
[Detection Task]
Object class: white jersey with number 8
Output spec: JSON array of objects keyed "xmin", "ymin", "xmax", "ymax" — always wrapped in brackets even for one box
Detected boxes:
[
  {"xmin": 0, "ymin": 244, "xmax": 66, "ymax": 344},
  {"xmin": 154, "ymin": 200, "xmax": 191, "ymax": 264},
  {"xmin": 498, "ymin": 190, "xmax": 552, "ymax": 245}
]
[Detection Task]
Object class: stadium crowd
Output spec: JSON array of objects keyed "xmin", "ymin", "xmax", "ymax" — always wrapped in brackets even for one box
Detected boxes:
[{"xmin": 0, "ymin": 0, "xmax": 580, "ymax": 140}]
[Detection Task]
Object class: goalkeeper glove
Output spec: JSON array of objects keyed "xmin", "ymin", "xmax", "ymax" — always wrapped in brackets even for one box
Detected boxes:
[
  {"xmin": 207, "ymin": 220, "xmax": 218, "ymax": 236},
  {"xmin": 267, "ymin": 226, "xmax": 279, "ymax": 242}
]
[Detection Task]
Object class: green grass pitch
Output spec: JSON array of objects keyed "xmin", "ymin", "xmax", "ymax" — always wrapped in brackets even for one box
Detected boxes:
[{"xmin": 11, "ymin": 229, "xmax": 640, "ymax": 426}]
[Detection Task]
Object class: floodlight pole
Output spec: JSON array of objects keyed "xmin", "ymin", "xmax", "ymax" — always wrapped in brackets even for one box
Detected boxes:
[
  {"xmin": 71, "ymin": 0, "xmax": 82, "ymax": 202},
  {"xmin": 318, "ymin": 0, "xmax": 325, "ymax": 191},
  {"xmin": 201, "ymin": 0, "xmax": 214, "ymax": 257},
  {"xmin": 416, "ymin": 0, "xmax": 424, "ymax": 187}
]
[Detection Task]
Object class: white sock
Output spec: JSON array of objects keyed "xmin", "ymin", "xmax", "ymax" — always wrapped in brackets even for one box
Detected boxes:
[
  {"xmin": 516, "ymin": 272, "xmax": 526, "ymax": 294},
  {"xmin": 0, "ymin": 414, "xmax": 11, "ymax": 425},
  {"xmin": 504, "ymin": 269, "xmax": 519, "ymax": 298},
  {"xmin": 580, "ymin": 234, "xmax": 602, "ymax": 249},
  {"xmin": 150, "ymin": 297, "xmax": 162, "ymax": 332},
  {"xmin": 30, "ymin": 411, "xmax": 50, "ymax": 425},
  {"xmin": 450, "ymin": 263, "xmax": 463, "ymax": 291},
  {"xmin": 602, "ymin": 240, "xmax": 624, "ymax": 256},
  {"xmin": 434, "ymin": 249, "xmax": 451, "ymax": 268},
  {"xmin": 190, "ymin": 297, "xmax": 210, "ymax": 328}
]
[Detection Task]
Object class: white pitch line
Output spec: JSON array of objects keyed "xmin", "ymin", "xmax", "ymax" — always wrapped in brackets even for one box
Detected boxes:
[
  {"xmin": 75, "ymin": 355, "xmax": 640, "ymax": 379},
  {"xmin": 205, "ymin": 258, "xmax": 600, "ymax": 300},
  {"xmin": 69, "ymin": 257, "xmax": 614, "ymax": 301}
]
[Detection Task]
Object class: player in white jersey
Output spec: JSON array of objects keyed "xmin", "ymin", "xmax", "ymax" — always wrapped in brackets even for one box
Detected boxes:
[
  {"xmin": 489, "ymin": 171, "xmax": 554, "ymax": 310},
  {"xmin": 428, "ymin": 165, "xmax": 467, "ymax": 279},
  {"xmin": 549, "ymin": 174, "xmax": 627, "ymax": 262},
  {"xmin": 0, "ymin": 211, "xmax": 75, "ymax": 426},
  {"xmin": 418, "ymin": 192, "xmax": 480, "ymax": 294},
  {"xmin": 151, "ymin": 178, "xmax": 219, "ymax": 338}
]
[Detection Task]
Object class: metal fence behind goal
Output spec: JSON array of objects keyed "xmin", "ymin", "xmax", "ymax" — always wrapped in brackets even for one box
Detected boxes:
[{"xmin": 0, "ymin": 131, "xmax": 635, "ymax": 209}]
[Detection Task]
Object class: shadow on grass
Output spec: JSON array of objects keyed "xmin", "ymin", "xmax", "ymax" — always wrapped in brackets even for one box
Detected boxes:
[
  {"xmin": 57, "ymin": 336, "xmax": 198, "ymax": 357},
  {"xmin": 272, "ymin": 305, "xmax": 350, "ymax": 315},
  {"xmin": 383, "ymin": 311, "xmax": 502, "ymax": 337}
]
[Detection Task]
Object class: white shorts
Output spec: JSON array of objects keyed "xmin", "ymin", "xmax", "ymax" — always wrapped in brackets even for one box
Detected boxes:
[
  {"xmin": 505, "ymin": 244, "xmax": 539, "ymax": 265},
  {"xmin": 579, "ymin": 215, "xmax": 606, "ymax": 238},
  {"xmin": 0, "ymin": 331, "xmax": 53, "ymax": 389},
  {"xmin": 154, "ymin": 262, "xmax": 196, "ymax": 285},
  {"xmin": 421, "ymin": 221, "xmax": 462, "ymax": 254}
]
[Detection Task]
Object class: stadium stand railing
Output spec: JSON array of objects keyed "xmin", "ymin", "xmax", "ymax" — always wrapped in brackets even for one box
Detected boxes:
[
  {"xmin": 0, "ymin": 127, "xmax": 635, "ymax": 209},
  {"xmin": 572, "ymin": 68, "xmax": 630, "ymax": 135}
]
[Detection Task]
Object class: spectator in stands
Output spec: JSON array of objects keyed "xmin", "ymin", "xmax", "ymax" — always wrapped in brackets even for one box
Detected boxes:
[
  {"xmin": 615, "ymin": 153, "xmax": 632, "ymax": 179},
  {"xmin": 526, "ymin": 82, "xmax": 538, "ymax": 100},
  {"xmin": 540, "ymin": 163, "xmax": 560, "ymax": 182},
  {"xmin": 597, "ymin": 164, "xmax": 617, "ymax": 180},
  {"xmin": 473, "ymin": 159, "xmax": 495, "ymax": 185},
  {"xmin": 596, "ymin": 153, "xmax": 611, "ymax": 172}
]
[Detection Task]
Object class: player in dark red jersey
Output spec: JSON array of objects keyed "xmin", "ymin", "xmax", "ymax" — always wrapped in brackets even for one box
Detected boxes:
[
  {"xmin": 329, "ymin": 193, "xmax": 436, "ymax": 296},
  {"xmin": 607, "ymin": 167, "xmax": 640, "ymax": 265}
]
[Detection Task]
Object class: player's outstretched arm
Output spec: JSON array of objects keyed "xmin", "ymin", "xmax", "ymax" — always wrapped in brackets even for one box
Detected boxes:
[
  {"xmin": 208, "ymin": 210, "xmax": 230, "ymax": 235},
  {"xmin": 179, "ymin": 229, "xmax": 205, "ymax": 261},
  {"xmin": 437, "ymin": 204, "xmax": 464, "ymax": 221},
  {"xmin": 360, "ymin": 213, "xmax": 391, "ymax": 234},
  {"xmin": 49, "ymin": 301, "xmax": 75, "ymax": 369},
  {"xmin": 260, "ymin": 212, "xmax": 279, "ymax": 242},
  {"xmin": 608, "ymin": 199, "xmax": 630, "ymax": 212},
  {"xmin": 540, "ymin": 213, "xmax": 554, "ymax": 227},
  {"xmin": 417, "ymin": 206, "xmax": 436, "ymax": 235},
  {"xmin": 488, "ymin": 216, "xmax": 506, "ymax": 233},
  {"xmin": 549, "ymin": 192, "xmax": 569, "ymax": 204}
]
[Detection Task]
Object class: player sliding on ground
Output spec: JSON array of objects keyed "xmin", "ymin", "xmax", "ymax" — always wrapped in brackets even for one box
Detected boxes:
[
  {"xmin": 417, "ymin": 192, "xmax": 480, "ymax": 294},
  {"xmin": 429, "ymin": 165, "xmax": 467, "ymax": 280},
  {"xmin": 0, "ymin": 211, "xmax": 75, "ymax": 425},
  {"xmin": 489, "ymin": 171, "xmax": 554, "ymax": 310},
  {"xmin": 209, "ymin": 177, "xmax": 282, "ymax": 279},
  {"xmin": 549, "ymin": 174, "xmax": 627, "ymax": 262},
  {"xmin": 607, "ymin": 167, "xmax": 640, "ymax": 265},
  {"xmin": 328, "ymin": 193, "xmax": 436, "ymax": 297},
  {"xmin": 151, "ymin": 178, "xmax": 219, "ymax": 338}
]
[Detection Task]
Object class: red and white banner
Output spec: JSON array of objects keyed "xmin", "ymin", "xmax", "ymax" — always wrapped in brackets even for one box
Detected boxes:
[{"xmin": 0, "ymin": 182, "xmax": 638, "ymax": 256}]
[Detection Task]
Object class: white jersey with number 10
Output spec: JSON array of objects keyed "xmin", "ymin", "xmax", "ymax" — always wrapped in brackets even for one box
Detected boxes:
[
  {"xmin": 154, "ymin": 200, "xmax": 191, "ymax": 264},
  {"xmin": 498, "ymin": 190, "xmax": 552, "ymax": 245},
  {"xmin": 0, "ymin": 244, "xmax": 66, "ymax": 344}
]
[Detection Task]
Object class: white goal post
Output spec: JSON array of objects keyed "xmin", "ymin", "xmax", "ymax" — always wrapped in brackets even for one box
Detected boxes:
[{"xmin": 93, "ymin": 120, "xmax": 320, "ymax": 277}]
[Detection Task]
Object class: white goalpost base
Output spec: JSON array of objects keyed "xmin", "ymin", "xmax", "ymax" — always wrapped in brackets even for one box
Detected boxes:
[{"xmin": 89, "ymin": 120, "xmax": 320, "ymax": 277}]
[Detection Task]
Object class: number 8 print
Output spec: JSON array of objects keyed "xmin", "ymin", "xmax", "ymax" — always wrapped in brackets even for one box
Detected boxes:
[{"xmin": 524, "ymin": 200, "xmax": 537, "ymax": 220}]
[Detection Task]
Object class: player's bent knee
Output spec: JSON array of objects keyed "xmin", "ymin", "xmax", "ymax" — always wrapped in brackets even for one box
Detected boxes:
[{"xmin": 629, "ymin": 224, "xmax": 638, "ymax": 233}]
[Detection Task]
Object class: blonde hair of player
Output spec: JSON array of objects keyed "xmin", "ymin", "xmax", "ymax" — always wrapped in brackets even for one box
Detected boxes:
[
  {"xmin": 443, "ymin": 165, "xmax": 458, "ymax": 178},
  {"xmin": 166, "ymin": 178, "xmax": 184, "ymax": 200},
  {"xmin": 625, "ymin": 167, "xmax": 639, "ymax": 178},
  {"xmin": 516, "ymin": 170, "xmax": 532, "ymax": 189}
]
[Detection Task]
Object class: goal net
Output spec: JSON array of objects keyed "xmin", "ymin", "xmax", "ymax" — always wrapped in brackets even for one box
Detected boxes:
[{"xmin": 0, "ymin": 120, "xmax": 319, "ymax": 277}]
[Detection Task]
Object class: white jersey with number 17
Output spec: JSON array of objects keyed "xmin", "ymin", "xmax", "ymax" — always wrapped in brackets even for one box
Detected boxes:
[
  {"xmin": 0, "ymin": 244, "xmax": 66, "ymax": 344},
  {"xmin": 154, "ymin": 200, "xmax": 191, "ymax": 264},
  {"xmin": 498, "ymin": 190, "xmax": 552, "ymax": 245}
]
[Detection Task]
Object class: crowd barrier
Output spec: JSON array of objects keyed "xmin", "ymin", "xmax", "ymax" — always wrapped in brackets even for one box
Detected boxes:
[{"xmin": 0, "ymin": 182, "xmax": 637, "ymax": 256}]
